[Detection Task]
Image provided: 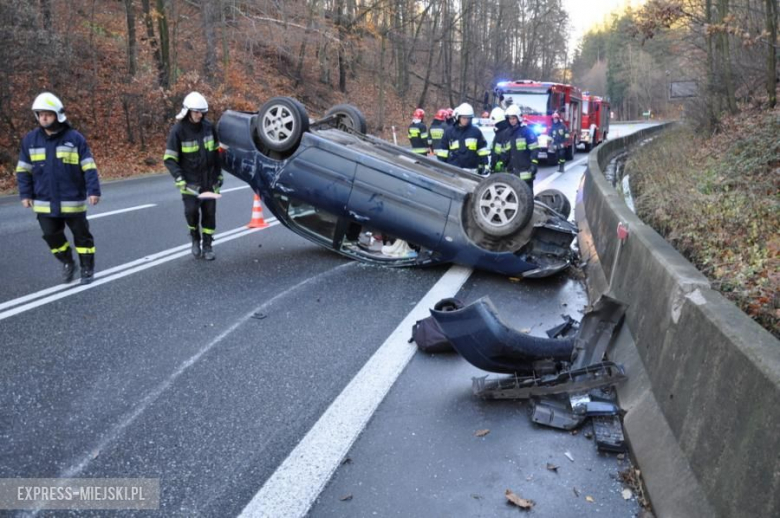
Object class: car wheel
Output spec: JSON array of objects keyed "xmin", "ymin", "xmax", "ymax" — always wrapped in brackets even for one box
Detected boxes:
[
  {"xmin": 255, "ymin": 96, "xmax": 310, "ymax": 153},
  {"xmin": 324, "ymin": 104, "xmax": 367, "ymax": 134},
  {"xmin": 534, "ymin": 189, "xmax": 571, "ymax": 218},
  {"xmin": 470, "ymin": 173, "xmax": 534, "ymax": 237}
]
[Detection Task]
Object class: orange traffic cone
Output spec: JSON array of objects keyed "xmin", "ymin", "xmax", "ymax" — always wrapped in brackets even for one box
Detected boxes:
[{"xmin": 247, "ymin": 194, "xmax": 269, "ymax": 228}]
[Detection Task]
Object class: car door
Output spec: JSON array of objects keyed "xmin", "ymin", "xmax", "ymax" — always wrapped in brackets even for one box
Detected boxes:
[{"xmin": 273, "ymin": 139, "xmax": 357, "ymax": 216}]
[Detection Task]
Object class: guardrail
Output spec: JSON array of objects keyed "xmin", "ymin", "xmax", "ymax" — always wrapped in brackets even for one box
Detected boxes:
[{"xmin": 575, "ymin": 124, "xmax": 780, "ymax": 518}]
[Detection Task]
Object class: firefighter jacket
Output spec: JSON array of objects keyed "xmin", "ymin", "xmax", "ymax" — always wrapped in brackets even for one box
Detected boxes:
[
  {"xmin": 428, "ymin": 120, "xmax": 447, "ymax": 160},
  {"xmin": 164, "ymin": 118, "xmax": 222, "ymax": 194},
  {"xmin": 437, "ymin": 123, "xmax": 489, "ymax": 170},
  {"xmin": 16, "ymin": 124, "xmax": 101, "ymax": 217},
  {"xmin": 407, "ymin": 121, "xmax": 430, "ymax": 155},
  {"xmin": 490, "ymin": 121, "xmax": 512, "ymax": 172},
  {"xmin": 504, "ymin": 124, "xmax": 540, "ymax": 180},
  {"xmin": 551, "ymin": 120, "xmax": 570, "ymax": 146}
]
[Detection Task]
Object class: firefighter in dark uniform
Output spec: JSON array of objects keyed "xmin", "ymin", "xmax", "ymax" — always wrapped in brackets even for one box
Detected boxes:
[
  {"xmin": 164, "ymin": 92, "xmax": 222, "ymax": 261},
  {"xmin": 407, "ymin": 108, "xmax": 429, "ymax": 156},
  {"xmin": 437, "ymin": 103, "xmax": 490, "ymax": 175},
  {"xmin": 489, "ymin": 107, "xmax": 510, "ymax": 172},
  {"xmin": 501, "ymin": 105, "xmax": 540, "ymax": 190},
  {"xmin": 16, "ymin": 92, "xmax": 101, "ymax": 284},
  {"xmin": 429, "ymin": 109, "xmax": 448, "ymax": 162},
  {"xmin": 551, "ymin": 111, "xmax": 569, "ymax": 172}
]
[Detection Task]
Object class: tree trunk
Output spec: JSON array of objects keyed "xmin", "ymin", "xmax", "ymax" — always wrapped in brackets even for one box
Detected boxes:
[
  {"xmin": 202, "ymin": 0, "xmax": 218, "ymax": 84},
  {"xmin": 40, "ymin": 0, "xmax": 52, "ymax": 30},
  {"xmin": 717, "ymin": 0, "xmax": 738, "ymax": 114},
  {"xmin": 124, "ymin": 0, "xmax": 137, "ymax": 77},
  {"xmin": 156, "ymin": 0, "xmax": 170, "ymax": 88},
  {"xmin": 378, "ymin": 33, "xmax": 387, "ymax": 131},
  {"xmin": 767, "ymin": 0, "xmax": 777, "ymax": 108},
  {"xmin": 335, "ymin": 0, "xmax": 347, "ymax": 93},
  {"xmin": 221, "ymin": 0, "xmax": 230, "ymax": 72}
]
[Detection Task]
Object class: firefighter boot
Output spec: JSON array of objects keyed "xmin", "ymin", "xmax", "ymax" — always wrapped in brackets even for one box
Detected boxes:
[
  {"xmin": 190, "ymin": 230, "xmax": 202, "ymax": 259},
  {"xmin": 79, "ymin": 254, "xmax": 95, "ymax": 285},
  {"xmin": 202, "ymin": 234, "xmax": 215, "ymax": 261},
  {"xmin": 54, "ymin": 249, "xmax": 77, "ymax": 283},
  {"xmin": 558, "ymin": 161, "xmax": 565, "ymax": 173}
]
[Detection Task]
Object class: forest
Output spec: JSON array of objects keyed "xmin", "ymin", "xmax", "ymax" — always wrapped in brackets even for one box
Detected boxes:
[{"xmin": 0, "ymin": 0, "xmax": 571, "ymax": 185}]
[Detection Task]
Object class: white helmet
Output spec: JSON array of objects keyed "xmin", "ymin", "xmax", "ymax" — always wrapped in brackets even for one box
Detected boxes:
[
  {"xmin": 32, "ymin": 92, "xmax": 66, "ymax": 123},
  {"xmin": 489, "ymin": 107, "xmax": 505, "ymax": 124},
  {"xmin": 505, "ymin": 104, "xmax": 521, "ymax": 119},
  {"xmin": 455, "ymin": 103, "xmax": 474, "ymax": 118},
  {"xmin": 176, "ymin": 91, "xmax": 209, "ymax": 120}
]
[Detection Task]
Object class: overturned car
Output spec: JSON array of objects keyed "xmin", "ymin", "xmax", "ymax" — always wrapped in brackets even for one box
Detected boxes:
[{"xmin": 217, "ymin": 97, "xmax": 577, "ymax": 278}]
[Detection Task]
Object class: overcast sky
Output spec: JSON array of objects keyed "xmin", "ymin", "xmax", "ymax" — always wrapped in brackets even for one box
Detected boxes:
[{"xmin": 563, "ymin": 0, "xmax": 647, "ymax": 51}]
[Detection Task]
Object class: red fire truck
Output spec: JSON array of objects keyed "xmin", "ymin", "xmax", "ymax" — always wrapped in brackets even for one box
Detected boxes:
[
  {"xmin": 493, "ymin": 80, "xmax": 583, "ymax": 165},
  {"xmin": 580, "ymin": 93, "xmax": 610, "ymax": 151}
]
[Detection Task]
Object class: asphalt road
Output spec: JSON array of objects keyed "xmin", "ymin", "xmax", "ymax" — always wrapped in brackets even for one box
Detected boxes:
[{"xmin": 0, "ymin": 123, "xmax": 654, "ymax": 517}]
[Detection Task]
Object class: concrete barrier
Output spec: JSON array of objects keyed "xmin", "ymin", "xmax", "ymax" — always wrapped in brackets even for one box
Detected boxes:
[{"xmin": 576, "ymin": 124, "xmax": 780, "ymax": 518}]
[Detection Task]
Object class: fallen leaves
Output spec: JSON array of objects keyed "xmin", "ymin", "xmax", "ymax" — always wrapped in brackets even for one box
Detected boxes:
[
  {"xmin": 564, "ymin": 451, "xmax": 574, "ymax": 462},
  {"xmin": 339, "ymin": 494, "xmax": 353, "ymax": 501},
  {"xmin": 505, "ymin": 489, "xmax": 535, "ymax": 510},
  {"xmin": 586, "ymin": 495, "xmax": 595, "ymax": 503},
  {"xmin": 474, "ymin": 429, "xmax": 490, "ymax": 438},
  {"xmin": 546, "ymin": 463, "xmax": 559, "ymax": 473}
]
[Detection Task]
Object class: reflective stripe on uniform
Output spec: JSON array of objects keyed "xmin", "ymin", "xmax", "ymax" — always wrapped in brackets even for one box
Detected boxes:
[
  {"xmin": 16, "ymin": 160, "xmax": 32, "ymax": 173},
  {"xmin": 420, "ymin": 132, "xmax": 429, "ymax": 139},
  {"xmin": 436, "ymin": 149, "xmax": 449, "ymax": 158},
  {"xmin": 408, "ymin": 128, "xmax": 420, "ymax": 138},
  {"xmin": 29, "ymin": 148, "xmax": 46, "ymax": 161},
  {"xmin": 477, "ymin": 147, "xmax": 490, "ymax": 157},
  {"xmin": 519, "ymin": 172, "xmax": 533, "ymax": 180},
  {"xmin": 188, "ymin": 225, "xmax": 198, "ymax": 231},
  {"xmin": 164, "ymin": 149, "xmax": 179, "ymax": 161},
  {"xmin": 411, "ymin": 148, "xmax": 428, "ymax": 154},
  {"xmin": 528, "ymin": 143, "xmax": 539, "ymax": 150},
  {"xmin": 449, "ymin": 141, "xmax": 460, "ymax": 150},
  {"xmin": 50, "ymin": 242, "xmax": 70, "ymax": 254},
  {"xmin": 33, "ymin": 200, "xmax": 51, "ymax": 213},
  {"xmin": 76, "ymin": 247, "xmax": 96, "ymax": 254},
  {"xmin": 465, "ymin": 138, "xmax": 478, "ymax": 150},
  {"xmin": 56, "ymin": 146, "xmax": 79, "ymax": 165},
  {"xmin": 430, "ymin": 129, "xmax": 444, "ymax": 139},
  {"xmin": 80, "ymin": 157, "xmax": 97, "ymax": 171},
  {"xmin": 61, "ymin": 200, "xmax": 87, "ymax": 213},
  {"xmin": 203, "ymin": 136, "xmax": 218, "ymax": 151},
  {"xmin": 181, "ymin": 140, "xmax": 200, "ymax": 153},
  {"xmin": 202, "ymin": 228, "xmax": 215, "ymax": 235},
  {"xmin": 515, "ymin": 141, "xmax": 527, "ymax": 150}
]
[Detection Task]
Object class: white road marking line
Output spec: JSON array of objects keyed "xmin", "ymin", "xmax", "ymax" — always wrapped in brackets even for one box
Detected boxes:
[
  {"xmin": 0, "ymin": 221, "xmax": 276, "ymax": 313},
  {"xmin": 534, "ymin": 157, "xmax": 588, "ymax": 192},
  {"xmin": 220, "ymin": 185, "xmax": 252, "ymax": 193},
  {"xmin": 54, "ymin": 262, "xmax": 356, "ymax": 487},
  {"xmin": 87, "ymin": 204, "xmax": 156, "ymax": 220},
  {"xmin": 0, "ymin": 221, "xmax": 279, "ymax": 322},
  {"xmin": 238, "ymin": 265, "xmax": 474, "ymax": 518}
]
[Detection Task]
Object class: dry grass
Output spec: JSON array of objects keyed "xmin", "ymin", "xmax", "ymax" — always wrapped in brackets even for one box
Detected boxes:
[{"xmin": 626, "ymin": 109, "xmax": 779, "ymax": 338}]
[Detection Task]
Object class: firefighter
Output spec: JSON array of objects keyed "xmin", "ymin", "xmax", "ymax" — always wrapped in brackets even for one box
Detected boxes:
[
  {"xmin": 407, "ymin": 108, "xmax": 429, "ymax": 156},
  {"xmin": 489, "ymin": 107, "xmax": 511, "ymax": 173},
  {"xmin": 429, "ymin": 109, "xmax": 448, "ymax": 161},
  {"xmin": 551, "ymin": 111, "xmax": 569, "ymax": 172},
  {"xmin": 502, "ymin": 105, "xmax": 540, "ymax": 190},
  {"xmin": 445, "ymin": 108, "xmax": 455, "ymax": 127},
  {"xmin": 437, "ymin": 103, "xmax": 490, "ymax": 175},
  {"xmin": 164, "ymin": 92, "xmax": 222, "ymax": 261},
  {"xmin": 16, "ymin": 92, "xmax": 101, "ymax": 285}
]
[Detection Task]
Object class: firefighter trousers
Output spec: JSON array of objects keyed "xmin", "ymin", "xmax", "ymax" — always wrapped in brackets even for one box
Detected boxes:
[
  {"xmin": 37, "ymin": 214, "xmax": 95, "ymax": 256},
  {"xmin": 182, "ymin": 195, "xmax": 216, "ymax": 239}
]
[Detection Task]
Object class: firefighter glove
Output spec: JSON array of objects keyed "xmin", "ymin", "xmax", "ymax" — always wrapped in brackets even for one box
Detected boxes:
[{"xmin": 175, "ymin": 176, "xmax": 186, "ymax": 188}]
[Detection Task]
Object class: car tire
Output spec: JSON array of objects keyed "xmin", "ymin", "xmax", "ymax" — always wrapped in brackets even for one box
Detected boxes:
[
  {"xmin": 470, "ymin": 173, "xmax": 534, "ymax": 238},
  {"xmin": 534, "ymin": 189, "xmax": 571, "ymax": 219},
  {"xmin": 324, "ymin": 104, "xmax": 368, "ymax": 134},
  {"xmin": 255, "ymin": 96, "xmax": 310, "ymax": 153}
]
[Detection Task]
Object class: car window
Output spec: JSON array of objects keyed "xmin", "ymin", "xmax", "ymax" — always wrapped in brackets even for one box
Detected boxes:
[{"xmin": 275, "ymin": 194, "xmax": 338, "ymax": 242}]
